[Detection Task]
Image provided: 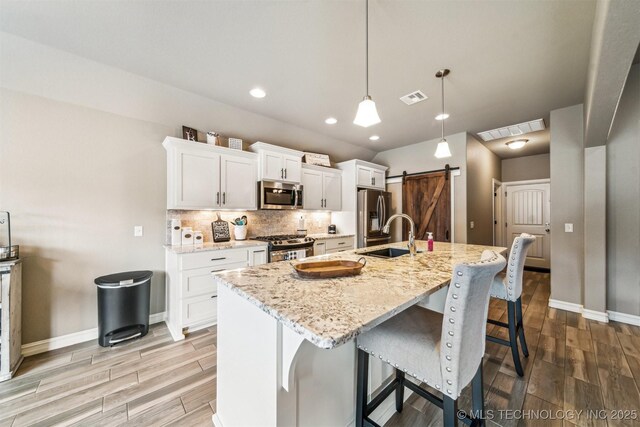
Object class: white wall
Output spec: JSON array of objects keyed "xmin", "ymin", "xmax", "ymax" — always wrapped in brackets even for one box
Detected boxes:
[
  {"xmin": 607, "ymin": 64, "xmax": 640, "ymax": 316},
  {"xmin": 0, "ymin": 33, "xmax": 374, "ymax": 343},
  {"xmin": 549, "ymin": 104, "xmax": 584, "ymax": 306},
  {"xmin": 372, "ymin": 133, "xmax": 468, "ymax": 243},
  {"xmin": 501, "ymin": 153, "xmax": 550, "ymax": 182}
]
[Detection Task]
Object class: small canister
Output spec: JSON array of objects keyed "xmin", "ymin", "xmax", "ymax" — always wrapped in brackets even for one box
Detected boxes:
[
  {"xmin": 194, "ymin": 231, "xmax": 204, "ymax": 246},
  {"xmin": 181, "ymin": 227, "xmax": 194, "ymax": 246}
]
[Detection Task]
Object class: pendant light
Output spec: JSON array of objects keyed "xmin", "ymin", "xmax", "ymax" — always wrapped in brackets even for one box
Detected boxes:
[
  {"xmin": 353, "ymin": 0, "xmax": 381, "ymax": 127},
  {"xmin": 434, "ymin": 69, "xmax": 452, "ymax": 158}
]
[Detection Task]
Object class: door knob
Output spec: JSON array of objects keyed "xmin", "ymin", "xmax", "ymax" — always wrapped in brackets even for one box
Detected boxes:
[{"xmin": 544, "ymin": 223, "xmax": 550, "ymax": 233}]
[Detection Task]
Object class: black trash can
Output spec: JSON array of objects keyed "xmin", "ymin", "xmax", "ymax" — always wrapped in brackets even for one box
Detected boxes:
[{"xmin": 95, "ymin": 270, "xmax": 152, "ymax": 347}]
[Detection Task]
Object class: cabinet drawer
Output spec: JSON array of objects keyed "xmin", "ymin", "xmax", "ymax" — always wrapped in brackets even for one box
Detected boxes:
[
  {"xmin": 326, "ymin": 248, "xmax": 350, "ymax": 254},
  {"xmin": 325, "ymin": 237, "xmax": 354, "ymax": 251},
  {"xmin": 182, "ymin": 293, "xmax": 218, "ymax": 326},
  {"xmin": 180, "ymin": 249, "xmax": 249, "ymax": 271},
  {"xmin": 182, "ymin": 268, "xmax": 216, "ymax": 298}
]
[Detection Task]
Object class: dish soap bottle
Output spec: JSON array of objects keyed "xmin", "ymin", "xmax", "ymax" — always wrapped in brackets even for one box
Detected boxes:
[{"xmin": 427, "ymin": 232, "xmax": 434, "ymax": 252}]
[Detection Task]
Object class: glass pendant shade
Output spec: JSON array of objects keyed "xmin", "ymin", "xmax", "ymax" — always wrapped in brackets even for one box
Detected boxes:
[
  {"xmin": 353, "ymin": 96, "xmax": 381, "ymax": 127},
  {"xmin": 434, "ymin": 139, "xmax": 452, "ymax": 158}
]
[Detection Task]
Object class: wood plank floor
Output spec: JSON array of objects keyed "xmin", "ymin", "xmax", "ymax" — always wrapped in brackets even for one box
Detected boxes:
[
  {"xmin": 1, "ymin": 271, "xmax": 639, "ymax": 426},
  {"xmin": 385, "ymin": 272, "xmax": 640, "ymax": 427}
]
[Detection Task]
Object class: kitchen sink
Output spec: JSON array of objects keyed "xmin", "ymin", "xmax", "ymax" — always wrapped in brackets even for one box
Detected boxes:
[{"xmin": 360, "ymin": 247, "xmax": 421, "ymax": 258}]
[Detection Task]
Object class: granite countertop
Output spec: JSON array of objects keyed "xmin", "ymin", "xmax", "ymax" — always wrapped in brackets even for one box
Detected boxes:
[
  {"xmin": 164, "ymin": 240, "xmax": 268, "ymax": 254},
  {"xmin": 307, "ymin": 233, "xmax": 355, "ymax": 240},
  {"xmin": 213, "ymin": 240, "xmax": 507, "ymax": 349}
]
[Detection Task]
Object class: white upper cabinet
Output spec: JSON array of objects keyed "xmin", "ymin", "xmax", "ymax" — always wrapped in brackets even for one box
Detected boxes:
[
  {"xmin": 163, "ymin": 137, "xmax": 257, "ymax": 210},
  {"xmin": 323, "ymin": 170, "xmax": 342, "ymax": 210},
  {"xmin": 220, "ymin": 154, "xmax": 257, "ymax": 210},
  {"xmin": 353, "ymin": 162, "xmax": 387, "ymax": 189},
  {"xmin": 250, "ymin": 142, "xmax": 303, "ymax": 183},
  {"xmin": 301, "ymin": 164, "xmax": 342, "ymax": 211},
  {"xmin": 301, "ymin": 168, "xmax": 323, "ymax": 210}
]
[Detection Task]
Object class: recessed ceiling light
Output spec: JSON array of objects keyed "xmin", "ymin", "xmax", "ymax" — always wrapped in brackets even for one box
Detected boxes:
[
  {"xmin": 325, "ymin": 117, "xmax": 338, "ymax": 125},
  {"xmin": 369, "ymin": 135, "xmax": 380, "ymax": 141},
  {"xmin": 250, "ymin": 88, "xmax": 266, "ymax": 98},
  {"xmin": 435, "ymin": 113, "xmax": 450, "ymax": 121},
  {"xmin": 506, "ymin": 139, "xmax": 528, "ymax": 150}
]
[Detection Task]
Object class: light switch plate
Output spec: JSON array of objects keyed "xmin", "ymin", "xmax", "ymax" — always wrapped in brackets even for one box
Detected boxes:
[
  {"xmin": 134, "ymin": 226, "xmax": 144, "ymax": 237},
  {"xmin": 564, "ymin": 223, "xmax": 573, "ymax": 233},
  {"xmin": 470, "ymin": 221, "xmax": 475, "ymax": 229}
]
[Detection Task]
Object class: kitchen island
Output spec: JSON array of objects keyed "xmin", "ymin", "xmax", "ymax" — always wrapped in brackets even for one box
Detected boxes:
[{"xmin": 212, "ymin": 240, "xmax": 506, "ymax": 427}]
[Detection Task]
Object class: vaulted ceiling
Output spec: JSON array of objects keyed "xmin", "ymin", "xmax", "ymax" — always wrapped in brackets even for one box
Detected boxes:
[{"xmin": 0, "ymin": 0, "xmax": 597, "ymax": 155}]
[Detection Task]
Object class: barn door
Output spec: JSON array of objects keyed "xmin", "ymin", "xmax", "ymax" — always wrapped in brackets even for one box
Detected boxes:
[{"xmin": 402, "ymin": 171, "xmax": 451, "ymax": 242}]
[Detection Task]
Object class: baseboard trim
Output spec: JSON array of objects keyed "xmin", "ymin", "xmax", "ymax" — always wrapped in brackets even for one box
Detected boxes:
[
  {"xmin": 548, "ymin": 299, "xmax": 583, "ymax": 314},
  {"xmin": 582, "ymin": 309, "xmax": 609, "ymax": 323},
  {"xmin": 608, "ymin": 310, "xmax": 640, "ymax": 326},
  {"xmin": 21, "ymin": 312, "xmax": 166, "ymax": 357}
]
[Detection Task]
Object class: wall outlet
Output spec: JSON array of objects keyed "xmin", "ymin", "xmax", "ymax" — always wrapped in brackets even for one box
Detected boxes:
[
  {"xmin": 134, "ymin": 226, "xmax": 144, "ymax": 237},
  {"xmin": 470, "ymin": 221, "xmax": 475, "ymax": 229},
  {"xmin": 564, "ymin": 223, "xmax": 573, "ymax": 233}
]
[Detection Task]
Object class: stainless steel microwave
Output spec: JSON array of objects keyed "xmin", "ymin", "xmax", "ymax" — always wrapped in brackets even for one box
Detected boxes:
[{"xmin": 258, "ymin": 181, "xmax": 303, "ymax": 210}]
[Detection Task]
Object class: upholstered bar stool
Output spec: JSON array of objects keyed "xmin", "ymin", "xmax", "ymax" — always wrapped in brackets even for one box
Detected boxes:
[
  {"xmin": 355, "ymin": 251, "xmax": 506, "ymax": 427},
  {"xmin": 486, "ymin": 233, "xmax": 535, "ymax": 377}
]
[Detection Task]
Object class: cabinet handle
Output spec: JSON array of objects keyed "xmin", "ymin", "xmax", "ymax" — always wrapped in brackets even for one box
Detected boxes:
[
  {"xmin": 371, "ymin": 177, "xmax": 374, "ymax": 185},
  {"xmin": 324, "ymin": 198, "xmax": 327, "ymax": 208},
  {"xmin": 338, "ymin": 242, "xmax": 346, "ymax": 245},
  {"xmin": 281, "ymin": 168, "xmax": 284, "ymax": 179},
  {"xmin": 317, "ymin": 242, "xmax": 325, "ymax": 246},
  {"xmin": 253, "ymin": 250, "xmax": 266, "ymax": 253},
  {"xmin": 285, "ymin": 168, "xmax": 287, "ymax": 179},
  {"xmin": 210, "ymin": 295, "xmax": 218, "ymax": 299},
  {"xmin": 216, "ymin": 192, "xmax": 220, "ymax": 205},
  {"xmin": 211, "ymin": 257, "xmax": 226, "ymax": 261},
  {"xmin": 211, "ymin": 269, "xmax": 225, "ymax": 273},
  {"xmin": 222, "ymin": 192, "xmax": 226, "ymax": 204}
]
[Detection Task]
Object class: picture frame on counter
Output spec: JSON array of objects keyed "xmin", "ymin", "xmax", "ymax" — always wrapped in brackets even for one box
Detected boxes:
[{"xmin": 212, "ymin": 219, "xmax": 231, "ymax": 242}]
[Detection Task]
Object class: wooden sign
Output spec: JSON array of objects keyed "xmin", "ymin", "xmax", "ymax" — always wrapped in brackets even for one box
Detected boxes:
[{"xmin": 211, "ymin": 220, "xmax": 230, "ymax": 242}]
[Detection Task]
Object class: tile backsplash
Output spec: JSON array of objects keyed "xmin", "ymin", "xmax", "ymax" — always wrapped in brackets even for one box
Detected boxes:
[{"xmin": 167, "ymin": 210, "xmax": 332, "ymax": 244}]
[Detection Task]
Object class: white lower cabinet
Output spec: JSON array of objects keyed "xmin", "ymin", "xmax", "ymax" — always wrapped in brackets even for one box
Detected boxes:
[
  {"xmin": 313, "ymin": 236, "xmax": 354, "ymax": 256},
  {"xmin": 165, "ymin": 245, "xmax": 267, "ymax": 341}
]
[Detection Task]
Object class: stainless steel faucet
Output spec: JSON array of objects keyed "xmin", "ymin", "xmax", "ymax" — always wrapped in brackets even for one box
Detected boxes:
[{"xmin": 382, "ymin": 214, "xmax": 417, "ymax": 256}]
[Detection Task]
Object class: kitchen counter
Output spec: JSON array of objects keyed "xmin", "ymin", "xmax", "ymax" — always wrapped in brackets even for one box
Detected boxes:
[
  {"xmin": 164, "ymin": 240, "xmax": 267, "ymax": 254},
  {"xmin": 212, "ymin": 240, "xmax": 507, "ymax": 427},
  {"xmin": 307, "ymin": 233, "xmax": 355, "ymax": 240},
  {"xmin": 214, "ymin": 240, "xmax": 505, "ymax": 349}
]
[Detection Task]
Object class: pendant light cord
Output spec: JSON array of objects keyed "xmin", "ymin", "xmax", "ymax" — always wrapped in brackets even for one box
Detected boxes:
[
  {"xmin": 441, "ymin": 74, "xmax": 445, "ymax": 140},
  {"xmin": 365, "ymin": 0, "xmax": 369, "ymax": 96}
]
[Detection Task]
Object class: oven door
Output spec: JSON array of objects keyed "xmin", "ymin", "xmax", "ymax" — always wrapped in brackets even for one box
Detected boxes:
[{"xmin": 259, "ymin": 181, "xmax": 303, "ymax": 210}]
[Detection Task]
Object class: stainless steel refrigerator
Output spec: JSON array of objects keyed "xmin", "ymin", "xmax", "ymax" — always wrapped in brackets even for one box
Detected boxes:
[{"xmin": 357, "ymin": 189, "xmax": 392, "ymax": 248}]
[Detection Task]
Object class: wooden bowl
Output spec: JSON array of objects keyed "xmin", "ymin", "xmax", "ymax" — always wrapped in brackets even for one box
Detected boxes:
[{"xmin": 292, "ymin": 257, "xmax": 367, "ymax": 279}]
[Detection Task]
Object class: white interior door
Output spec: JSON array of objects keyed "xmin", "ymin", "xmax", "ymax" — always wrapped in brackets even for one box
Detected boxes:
[{"xmin": 505, "ymin": 181, "xmax": 551, "ymax": 268}]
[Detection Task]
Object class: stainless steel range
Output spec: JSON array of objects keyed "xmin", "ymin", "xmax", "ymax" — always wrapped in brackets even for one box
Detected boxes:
[{"xmin": 254, "ymin": 234, "xmax": 315, "ymax": 262}]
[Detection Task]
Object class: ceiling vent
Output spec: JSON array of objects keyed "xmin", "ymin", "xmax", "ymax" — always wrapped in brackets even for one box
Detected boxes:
[
  {"xmin": 478, "ymin": 118, "xmax": 546, "ymax": 141},
  {"xmin": 400, "ymin": 90, "xmax": 428, "ymax": 105}
]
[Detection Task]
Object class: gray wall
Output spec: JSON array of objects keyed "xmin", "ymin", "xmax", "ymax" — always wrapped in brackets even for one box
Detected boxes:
[
  {"xmin": 607, "ymin": 64, "xmax": 640, "ymax": 316},
  {"xmin": 372, "ymin": 133, "xmax": 468, "ymax": 243},
  {"xmin": 0, "ymin": 33, "xmax": 373, "ymax": 343},
  {"xmin": 549, "ymin": 104, "xmax": 584, "ymax": 305},
  {"xmin": 501, "ymin": 153, "xmax": 550, "ymax": 182},
  {"xmin": 466, "ymin": 135, "xmax": 501, "ymax": 245}
]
